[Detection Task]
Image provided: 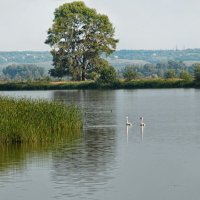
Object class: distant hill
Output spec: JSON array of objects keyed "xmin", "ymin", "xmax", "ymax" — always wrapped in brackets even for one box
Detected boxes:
[
  {"xmin": 0, "ymin": 51, "xmax": 51, "ymax": 64},
  {"xmin": 110, "ymin": 49, "xmax": 200, "ymax": 65},
  {"xmin": 1, "ymin": 49, "xmax": 200, "ymax": 71},
  {"xmin": 0, "ymin": 51, "xmax": 52, "ymax": 73}
]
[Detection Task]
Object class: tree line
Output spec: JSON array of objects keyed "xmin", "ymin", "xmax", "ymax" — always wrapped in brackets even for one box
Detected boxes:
[
  {"xmin": 119, "ymin": 60, "xmax": 198, "ymax": 80},
  {"xmin": 1, "ymin": 64, "xmax": 45, "ymax": 81},
  {"xmin": 2, "ymin": 59, "xmax": 200, "ymax": 85}
]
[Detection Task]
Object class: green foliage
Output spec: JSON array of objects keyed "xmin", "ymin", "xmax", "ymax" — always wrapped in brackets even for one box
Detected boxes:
[
  {"xmin": 122, "ymin": 66, "xmax": 138, "ymax": 81},
  {"xmin": 179, "ymin": 70, "xmax": 192, "ymax": 81},
  {"xmin": 45, "ymin": 1, "xmax": 118, "ymax": 80},
  {"xmin": 96, "ymin": 66, "xmax": 117, "ymax": 84},
  {"xmin": 2, "ymin": 64, "xmax": 44, "ymax": 81},
  {"xmin": 118, "ymin": 60, "xmax": 193, "ymax": 79},
  {"xmin": 0, "ymin": 97, "xmax": 82, "ymax": 144},
  {"xmin": 118, "ymin": 79, "xmax": 193, "ymax": 89},
  {"xmin": 164, "ymin": 69, "xmax": 176, "ymax": 79}
]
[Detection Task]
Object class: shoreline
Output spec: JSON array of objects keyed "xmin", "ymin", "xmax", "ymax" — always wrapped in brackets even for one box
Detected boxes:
[{"xmin": 0, "ymin": 79, "xmax": 197, "ymax": 91}]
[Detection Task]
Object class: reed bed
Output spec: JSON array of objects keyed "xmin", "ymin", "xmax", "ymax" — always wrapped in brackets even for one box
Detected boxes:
[{"xmin": 0, "ymin": 96, "xmax": 82, "ymax": 144}]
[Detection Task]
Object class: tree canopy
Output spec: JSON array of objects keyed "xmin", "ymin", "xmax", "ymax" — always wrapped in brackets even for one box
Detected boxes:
[{"xmin": 45, "ymin": 1, "xmax": 118, "ymax": 81}]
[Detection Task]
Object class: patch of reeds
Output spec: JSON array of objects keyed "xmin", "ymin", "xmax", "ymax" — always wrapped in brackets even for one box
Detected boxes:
[{"xmin": 0, "ymin": 96, "xmax": 82, "ymax": 144}]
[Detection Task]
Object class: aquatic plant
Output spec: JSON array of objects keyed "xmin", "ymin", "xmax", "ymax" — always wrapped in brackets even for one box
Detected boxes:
[{"xmin": 0, "ymin": 97, "xmax": 82, "ymax": 143}]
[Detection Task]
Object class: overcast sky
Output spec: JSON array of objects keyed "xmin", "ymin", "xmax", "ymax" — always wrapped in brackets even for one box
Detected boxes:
[{"xmin": 0, "ymin": 0, "xmax": 200, "ymax": 51}]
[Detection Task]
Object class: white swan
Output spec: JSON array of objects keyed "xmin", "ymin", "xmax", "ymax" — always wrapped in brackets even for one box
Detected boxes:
[
  {"xmin": 140, "ymin": 117, "xmax": 145, "ymax": 126},
  {"xmin": 126, "ymin": 116, "xmax": 132, "ymax": 126}
]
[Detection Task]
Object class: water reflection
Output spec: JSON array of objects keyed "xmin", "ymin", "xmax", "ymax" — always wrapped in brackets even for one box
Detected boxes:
[
  {"xmin": 51, "ymin": 127, "xmax": 117, "ymax": 199},
  {"xmin": 126, "ymin": 125, "xmax": 130, "ymax": 143},
  {"xmin": 0, "ymin": 132, "xmax": 82, "ymax": 175},
  {"xmin": 52, "ymin": 90, "xmax": 117, "ymax": 128},
  {"xmin": 49, "ymin": 90, "xmax": 118, "ymax": 198},
  {"xmin": 140, "ymin": 126, "xmax": 144, "ymax": 140},
  {"xmin": 0, "ymin": 144, "xmax": 49, "ymax": 174},
  {"xmin": 125, "ymin": 125, "xmax": 145, "ymax": 143}
]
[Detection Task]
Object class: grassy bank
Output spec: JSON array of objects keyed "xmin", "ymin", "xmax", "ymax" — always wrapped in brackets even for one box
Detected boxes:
[
  {"xmin": 0, "ymin": 97, "xmax": 82, "ymax": 144},
  {"xmin": 0, "ymin": 81, "xmax": 96, "ymax": 90},
  {"xmin": 0, "ymin": 79, "xmax": 196, "ymax": 90},
  {"xmin": 114, "ymin": 79, "xmax": 195, "ymax": 89}
]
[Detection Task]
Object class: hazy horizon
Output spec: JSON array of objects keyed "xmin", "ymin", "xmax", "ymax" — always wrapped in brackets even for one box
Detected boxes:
[
  {"xmin": 1, "ymin": 0, "xmax": 200, "ymax": 51},
  {"xmin": 1, "ymin": 48, "xmax": 200, "ymax": 52}
]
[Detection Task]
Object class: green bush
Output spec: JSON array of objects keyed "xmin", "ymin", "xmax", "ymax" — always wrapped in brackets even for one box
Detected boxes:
[
  {"xmin": 180, "ymin": 70, "xmax": 192, "ymax": 81},
  {"xmin": 96, "ymin": 66, "xmax": 117, "ymax": 84}
]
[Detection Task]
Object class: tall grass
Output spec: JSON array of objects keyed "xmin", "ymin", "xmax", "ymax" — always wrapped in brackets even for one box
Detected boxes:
[{"xmin": 0, "ymin": 97, "xmax": 82, "ymax": 144}]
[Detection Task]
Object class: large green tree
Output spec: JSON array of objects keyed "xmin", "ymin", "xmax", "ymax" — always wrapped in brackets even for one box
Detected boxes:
[{"xmin": 45, "ymin": 1, "xmax": 118, "ymax": 81}]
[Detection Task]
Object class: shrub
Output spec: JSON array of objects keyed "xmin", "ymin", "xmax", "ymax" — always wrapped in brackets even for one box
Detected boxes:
[
  {"xmin": 179, "ymin": 70, "xmax": 192, "ymax": 81},
  {"xmin": 96, "ymin": 65, "xmax": 117, "ymax": 84}
]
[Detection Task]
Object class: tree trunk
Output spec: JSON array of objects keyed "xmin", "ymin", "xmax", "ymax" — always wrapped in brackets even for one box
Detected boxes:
[
  {"xmin": 82, "ymin": 65, "xmax": 86, "ymax": 81},
  {"xmin": 82, "ymin": 71, "xmax": 86, "ymax": 81}
]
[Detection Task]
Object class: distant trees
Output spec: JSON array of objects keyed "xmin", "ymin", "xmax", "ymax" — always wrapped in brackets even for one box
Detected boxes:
[
  {"xmin": 179, "ymin": 70, "xmax": 192, "ymax": 81},
  {"xmin": 164, "ymin": 69, "xmax": 176, "ymax": 79},
  {"xmin": 45, "ymin": 1, "xmax": 118, "ymax": 81},
  {"xmin": 120, "ymin": 60, "xmax": 194, "ymax": 79},
  {"xmin": 2, "ymin": 64, "xmax": 44, "ymax": 81},
  {"xmin": 122, "ymin": 66, "xmax": 138, "ymax": 81}
]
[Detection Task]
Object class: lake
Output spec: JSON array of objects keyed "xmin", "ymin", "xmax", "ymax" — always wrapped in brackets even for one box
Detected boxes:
[{"xmin": 0, "ymin": 89, "xmax": 200, "ymax": 200}]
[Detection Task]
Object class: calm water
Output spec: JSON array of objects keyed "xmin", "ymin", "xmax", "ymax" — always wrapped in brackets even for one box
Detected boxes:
[{"xmin": 0, "ymin": 89, "xmax": 200, "ymax": 200}]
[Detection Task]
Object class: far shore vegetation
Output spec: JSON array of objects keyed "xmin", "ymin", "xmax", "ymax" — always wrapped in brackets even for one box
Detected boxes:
[
  {"xmin": 0, "ymin": 97, "xmax": 82, "ymax": 144},
  {"xmin": 0, "ymin": 59, "xmax": 200, "ymax": 90},
  {"xmin": 0, "ymin": 78, "xmax": 197, "ymax": 91}
]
